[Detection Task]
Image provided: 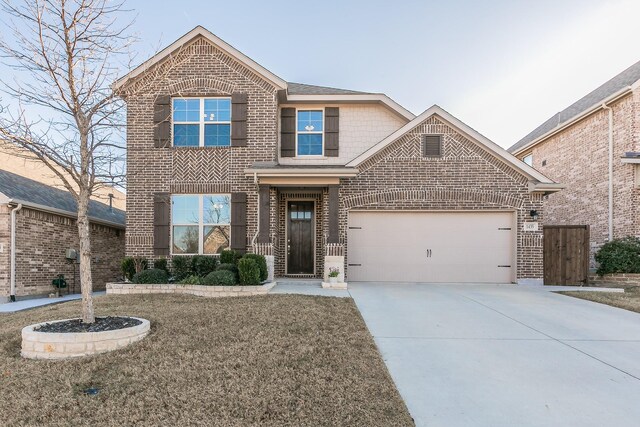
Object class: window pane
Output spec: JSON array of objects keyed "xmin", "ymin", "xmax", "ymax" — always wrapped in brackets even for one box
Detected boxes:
[
  {"xmin": 297, "ymin": 110, "xmax": 323, "ymax": 132},
  {"xmin": 204, "ymin": 98, "xmax": 231, "ymax": 122},
  {"xmin": 173, "ymin": 124, "xmax": 199, "ymax": 146},
  {"xmin": 173, "ymin": 99, "xmax": 200, "ymax": 122},
  {"xmin": 173, "ymin": 226, "xmax": 199, "ymax": 254},
  {"xmin": 297, "ymin": 134, "xmax": 323, "ymax": 155},
  {"xmin": 523, "ymin": 154, "xmax": 533, "ymax": 166},
  {"xmin": 203, "ymin": 225, "xmax": 230, "ymax": 254},
  {"xmin": 204, "ymin": 124, "xmax": 231, "ymax": 146},
  {"xmin": 203, "ymin": 195, "xmax": 230, "ymax": 224},
  {"xmin": 172, "ymin": 195, "xmax": 199, "ymax": 224}
]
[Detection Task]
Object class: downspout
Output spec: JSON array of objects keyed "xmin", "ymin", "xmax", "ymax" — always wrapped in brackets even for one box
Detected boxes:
[
  {"xmin": 602, "ymin": 103, "xmax": 614, "ymax": 241},
  {"xmin": 251, "ymin": 173, "xmax": 259, "ymax": 246},
  {"xmin": 10, "ymin": 203, "xmax": 23, "ymax": 302}
]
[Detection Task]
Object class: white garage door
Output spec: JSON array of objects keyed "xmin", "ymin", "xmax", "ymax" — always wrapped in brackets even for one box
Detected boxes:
[{"xmin": 347, "ymin": 211, "xmax": 515, "ymax": 283}]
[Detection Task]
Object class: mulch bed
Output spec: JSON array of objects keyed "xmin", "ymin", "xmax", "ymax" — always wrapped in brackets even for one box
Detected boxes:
[{"xmin": 34, "ymin": 316, "xmax": 142, "ymax": 333}]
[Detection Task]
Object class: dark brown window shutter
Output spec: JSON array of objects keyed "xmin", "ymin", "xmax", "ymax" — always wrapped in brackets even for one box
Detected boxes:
[
  {"xmin": 257, "ymin": 185, "xmax": 270, "ymax": 244},
  {"xmin": 422, "ymin": 135, "xmax": 443, "ymax": 157},
  {"xmin": 230, "ymin": 192, "xmax": 247, "ymax": 253},
  {"xmin": 153, "ymin": 193, "xmax": 171, "ymax": 255},
  {"xmin": 325, "ymin": 107, "xmax": 339, "ymax": 157},
  {"xmin": 281, "ymin": 108, "xmax": 296, "ymax": 157},
  {"xmin": 327, "ymin": 185, "xmax": 340, "ymax": 243},
  {"xmin": 153, "ymin": 95, "xmax": 171, "ymax": 148},
  {"xmin": 231, "ymin": 93, "xmax": 248, "ymax": 147}
]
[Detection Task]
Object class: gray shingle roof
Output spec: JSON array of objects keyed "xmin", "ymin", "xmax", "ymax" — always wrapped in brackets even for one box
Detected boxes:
[
  {"xmin": 0, "ymin": 170, "xmax": 125, "ymax": 226},
  {"xmin": 509, "ymin": 59, "xmax": 640, "ymax": 153},
  {"xmin": 287, "ymin": 82, "xmax": 370, "ymax": 95}
]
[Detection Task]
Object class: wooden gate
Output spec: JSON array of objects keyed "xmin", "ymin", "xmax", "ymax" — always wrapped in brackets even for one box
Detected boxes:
[{"xmin": 543, "ymin": 225, "xmax": 590, "ymax": 286}]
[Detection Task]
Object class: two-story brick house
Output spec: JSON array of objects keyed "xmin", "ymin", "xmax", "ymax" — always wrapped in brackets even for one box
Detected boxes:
[
  {"xmin": 509, "ymin": 60, "xmax": 640, "ymax": 266},
  {"xmin": 115, "ymin": 26, "xmax": 560, "ymax": 284}
]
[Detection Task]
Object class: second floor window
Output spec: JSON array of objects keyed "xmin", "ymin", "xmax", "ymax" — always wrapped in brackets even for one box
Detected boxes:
[
  {"xmin": 173, "ymin": 98, "xmax": 231, "ymax": 147},
  {"xmin": 523, "ymin": 154, "xmax": 533, "ymax": 166},
  {"xmin": 297, "ymin": 110, "xmax": 323, "ymax": 156}
]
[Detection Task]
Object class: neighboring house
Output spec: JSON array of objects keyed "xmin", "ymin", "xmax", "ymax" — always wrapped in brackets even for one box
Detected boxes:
[
  {"xmin": 0, "ymin": 147, "xmax": 126, "ymax": 211},
  {"xmin": 0, "ymin": 170, "xmax": 125, "ymax": 302},
  {"xmin": 509, "ymin": 60, "xmax": 640, "ymax": 265},
  {"xmin": 115, "ymin": 26, "xmax": 560, "ymax": 284}
]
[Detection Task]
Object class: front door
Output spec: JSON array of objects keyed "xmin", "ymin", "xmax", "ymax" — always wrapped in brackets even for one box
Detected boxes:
[{"xmin": 287, "ymin": 201, "xmax": 314, "ymax": 274}]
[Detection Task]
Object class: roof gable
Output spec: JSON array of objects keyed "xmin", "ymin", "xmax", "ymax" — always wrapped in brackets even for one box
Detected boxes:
[
  {"xmin": 347, "ymin": 105, "xmax": 556, "ymax": 185},
  {"xmin": 114, "ymin": 26, "xmax": 287, "ymax": 91}
]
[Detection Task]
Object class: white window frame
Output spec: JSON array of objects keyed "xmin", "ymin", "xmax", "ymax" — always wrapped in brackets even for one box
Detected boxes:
[
  {"xmin": 295, "ymin": 108, "xmax": 324, "ymax": 157},
  {"xmin": 170, "ymin": 194, "xmax": 231, "ymax": 255},
  {"xmin": 171, "ymin": 97, "xmax": 231, "ymax": 147},
  {"xmin": 523, "ymin": 154, "xmax": 533, "ymax": 166}
]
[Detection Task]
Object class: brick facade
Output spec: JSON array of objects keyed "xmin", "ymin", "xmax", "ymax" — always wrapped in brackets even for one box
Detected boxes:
[
  {"xmin": 0, "ymin": 206, "xmax": 124, "ymax": 301},
  {"xmin": 122, "ymin": 34, "xmax": 546, "ymax": 282},
  {"xmin": 520, "ymin": 91, "xmax": 640, "ymax": 266}
]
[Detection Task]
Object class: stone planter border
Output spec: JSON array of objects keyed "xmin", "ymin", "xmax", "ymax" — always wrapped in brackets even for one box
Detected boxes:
[
  {"xmin": 107, "ymin": 281, "xmax": 276, "ymax": 298},
  {"xmin": 588, "ymin": 273, "xmax": 640, "ymax": 286},
  {"xmin": 322, "ymin": 282, "xmax": 348, "ymax": 290},
  {"xmin": 21, "ymin": 317, "xmax": 150, "ymax": 360}
]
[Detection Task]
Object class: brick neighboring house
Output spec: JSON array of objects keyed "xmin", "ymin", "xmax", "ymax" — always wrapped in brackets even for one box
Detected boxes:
[
  {"xmin": 509, "ymin": 60, "xmax": 640, "ymax": 266},
  {"xmin": 115, "ymin": 26, "xmax": 560, "ymax": 285},
  {"xmin": 0, "ymin": 170, "xmax": 125, "ymax": 302}
]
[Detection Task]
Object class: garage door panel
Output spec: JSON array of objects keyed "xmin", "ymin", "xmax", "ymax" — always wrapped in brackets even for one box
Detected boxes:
[{"xmin": 348, "ymin": 211, "xmax": 514, "ymax": 283}]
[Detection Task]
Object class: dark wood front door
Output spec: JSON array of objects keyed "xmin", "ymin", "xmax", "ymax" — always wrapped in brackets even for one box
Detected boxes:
[{"xmin": 287, "ymin": 201, "xmax": 314, "ymax": 274}]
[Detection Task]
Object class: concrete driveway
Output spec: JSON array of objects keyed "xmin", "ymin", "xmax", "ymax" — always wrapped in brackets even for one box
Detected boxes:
[{"xmin": 348, "ymin": 283, "xmax": 640, "ymax": 427}]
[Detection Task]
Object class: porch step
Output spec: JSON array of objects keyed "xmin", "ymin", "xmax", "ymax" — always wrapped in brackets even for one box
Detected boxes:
[{"xmin": 275, "ymin": 278, "xmax": 322, "ymax": 287}]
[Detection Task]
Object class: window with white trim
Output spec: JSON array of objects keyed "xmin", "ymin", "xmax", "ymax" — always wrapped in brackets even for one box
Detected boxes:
[
  {"xmin": 172, "ymin": 98, "xmax": 231, "ymax": 147},
  {"xmin": 171, "ymin": 194, "xmax": 231, "ymax": 254},
  {"xmin": 296, "ymin": 110, "xmax": 323, "ymax": 156},
  {"xmin": 523, "ymin": 154, "xmax": 533, "ymax": 166}
]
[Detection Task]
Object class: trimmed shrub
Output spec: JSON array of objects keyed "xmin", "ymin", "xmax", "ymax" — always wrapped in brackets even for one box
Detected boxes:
[
  {"xmin": 217, "ymin": 263, "xmax": 239, "ymax": 282},
  {"xmin": 220, "ymin": 249, "xmax": 241, "ymax": 265},
  {"xmin": 202, "ymin": 270, "xmax": 237, "ymax": 286},
  {"xmin": 154, "ymin": 258, "xmax": 169, "ymax": 273},
  {"xmin": 121, "ymin": 257, "xmax": 148, "ymax": 281},
  {"xmin": 133, "ymin": 268, "xmax": 168, "ymax": 284},
  {"xmin": 595, "ymin": 236, "xmax": 640, "ymax": 276},
  {"xmin": 243, "ymin": 254, "xmax": 268, "ymax": 282},
  {"xmin": 172, "ymin": 256, "xmax": 194, "ymax": 281},
  {"xmin": 238, "ymin": 257, "xmax": 261, "ymax": 286},
  {"xmin": 178, "ymin": 275, "xmax": 202, "ymax": 285},
  {"xmin": 192, "ymin": 255, "xmax": 218, "ymax": 277}
]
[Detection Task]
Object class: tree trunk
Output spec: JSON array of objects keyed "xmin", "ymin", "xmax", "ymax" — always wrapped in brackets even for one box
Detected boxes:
[{"xmin": 77, "ymin": 189, "xmax": 95, "ymax": 323}]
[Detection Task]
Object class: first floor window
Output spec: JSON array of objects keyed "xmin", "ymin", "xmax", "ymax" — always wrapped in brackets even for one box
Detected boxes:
[
  {"xmin": 297, "ymin": 110, "xmax": 323, "ymax": 156},
  {"xmin": 171, "ymin": 194, "xmax": 231, "ymax": 254},
  {"xmin": 173, "ymin": 97, "xmax": 231, "ymax": 147}
]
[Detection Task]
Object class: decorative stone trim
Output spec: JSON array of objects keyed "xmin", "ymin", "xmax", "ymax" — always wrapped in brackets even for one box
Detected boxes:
[
  {"xmin": 106, "ymin": 282, "xmax": 276, "ymax": 297},
  {"xmin": 321, "ymin": 282, "xmax": 348, "ymax": 290},
  {"xmin": 21, "ymin": 317, "xmax": 150, "ymax": 360},
  {"xmin": 343, "ymin": 188, "xmax": 524, "ymax": 210},
  {"xmin": 588, "ymin": 274, "xmax": 640, "ymax": 286}
]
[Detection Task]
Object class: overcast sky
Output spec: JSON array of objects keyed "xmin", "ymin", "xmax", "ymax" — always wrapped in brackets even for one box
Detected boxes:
[{"xmin": 128, "ymin": 0, "xmax": 640, "ymax": 149}]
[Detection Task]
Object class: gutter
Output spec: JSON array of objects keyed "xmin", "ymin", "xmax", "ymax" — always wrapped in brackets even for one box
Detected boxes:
[
  {"xmin": 512, "ymin": 87, "xmax": 632, "ymax": 157},
  {"xmin": 10, "ymin": 203, "xmax": 23, "ymax": 302},
  {"xmin": 602, "ymin": 102, "xmax": 614, "ymax": 241},
  {"xmin": 244, "ymin": 167, "xmax": 359, "ymax": 178}
]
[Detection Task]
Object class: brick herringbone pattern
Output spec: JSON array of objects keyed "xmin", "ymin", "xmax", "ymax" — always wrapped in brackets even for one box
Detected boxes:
[{"xmin": 171, "ymin": 147, "xmax": 230, "ymax": 182}]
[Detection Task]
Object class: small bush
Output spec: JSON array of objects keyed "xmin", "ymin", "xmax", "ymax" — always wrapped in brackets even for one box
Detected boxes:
[
  {"xmin": 178, "ymin": 275, "xmax": 202, "ymax": 285},
  {"xmin": 217, "ymin": 263, "xmax": 239, "ymax": 282},
  {"xmin": 202, "ymin": 270, "xmax": 237, "ymax": 286},
  {"xmin": 133, "ymin": 268, "xmax": 168, "ymax": 284},
  {"xmin": 238, "ymin": 257, "xmax": 261, "ymax": 286},
  {"xmin": 121, "ymin": 257, "xmax": 148, "ymax": 281},
  {"xmin": 154, "ymin": 258, "xmax": 169, "ymax": 273},
  {"xmin": 595, "ymin": 236, "xmax": 640, "ymax": 276},
  {"xmin": 192, "ymin": 255, "xmax": 218, "ymax": 277},
  {"xmin": 172, "ymin": 256, "xmax": 194, "ymax": 281},
  {"xmin": 220, "ymin": 249, "xmax": 241, "ymax": 265},
  {"xmin": 243, "ymin": 254, "xmax": 268, "ymax": 282}
]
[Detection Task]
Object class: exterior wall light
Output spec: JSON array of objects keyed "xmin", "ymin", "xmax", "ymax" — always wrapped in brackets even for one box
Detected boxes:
[{"xmin": 529, "ymin": 210, "xmax": 539, "ymax": 220}]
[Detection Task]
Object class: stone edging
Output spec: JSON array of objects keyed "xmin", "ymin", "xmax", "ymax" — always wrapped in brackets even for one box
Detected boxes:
[
  {"xmin": 21, "ymin": 317, "xmax": 150, "ymax": 360},
  {"xmin": 321, "ymin": 282, "xmax": 348, "ymax": 290},
  {"xmin": 589, "ymin": 273, "xmax": 640, "ymax": 286},
  {"xmin": 107, "ymin": 282, "xmax": 276, "ymax": 297}
]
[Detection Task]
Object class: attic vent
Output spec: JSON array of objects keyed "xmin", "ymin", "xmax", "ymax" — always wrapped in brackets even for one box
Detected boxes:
[{"xmin": 422, "ymin": 135, "xmax": 443, "ymax": 157}]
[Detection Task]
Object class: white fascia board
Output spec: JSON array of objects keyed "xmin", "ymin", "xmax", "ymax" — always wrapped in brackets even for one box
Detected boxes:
[
  {"xmin": 113, "ymin": 26, "xmax": 287, "ymax": 90},
  {"xmin": 511, "ymin": 87, "xmax": 632, "ymax": 156},
  {"xmin": 245, "ymin": 167, "xmax": 359, "ymax": 177},
  {"xmin": 621, "ymin": 157, "xmax": 640, "ymax": 164},
  {"xmin": 6, "ymin": 198, "xmax": 125, "ymax": 229},
  {"xmin": 528, "ymin": 182, "xmax": 565, "ymax": 193},
  {"xmin": 347, "ymin": 105, "xmax": 557, "ymax": 184},
  {"xmin": 284, "ymin": 94, "xmax": 415, "ymax": 121}
]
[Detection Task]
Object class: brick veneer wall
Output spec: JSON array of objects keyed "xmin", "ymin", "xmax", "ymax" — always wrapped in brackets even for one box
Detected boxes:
[
  {"xmin": 122, "ymin": 36, "xmax": 279, "ymax": 261},
  {"xmin": 340, "ymin": 115, "xmax": 545, "ymax": 281},
  {"xmin": 524, "ymin": 91, "xmax": 640, "ymax": 266},
  {"xmin": 6, "ymin": 207, "xmax": 124, "ymax": 299}
]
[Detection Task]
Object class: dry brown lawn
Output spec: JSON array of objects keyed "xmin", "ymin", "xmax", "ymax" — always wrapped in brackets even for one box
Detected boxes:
[
  {"xmin": 559, "ymin": 286, "xmax": 640, "ymax": 314},
  {"xmin": 0, "ymin": 294, "xmax": 413, "ymax": 427}
]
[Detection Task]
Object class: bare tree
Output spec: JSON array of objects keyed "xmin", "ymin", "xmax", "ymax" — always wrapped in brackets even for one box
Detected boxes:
[{"xmin": 0, "ymin": 0, "xmax": 134, "ymax": 322}]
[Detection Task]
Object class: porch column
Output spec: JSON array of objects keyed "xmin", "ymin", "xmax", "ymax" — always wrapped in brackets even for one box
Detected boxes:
[
  {"xmin": 327, "ymin": 185, "xmax": 339, "ymax": 244},
  {"xmin": 257, "ymin": 184, "xmax": 270, "ymax": 244}
]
